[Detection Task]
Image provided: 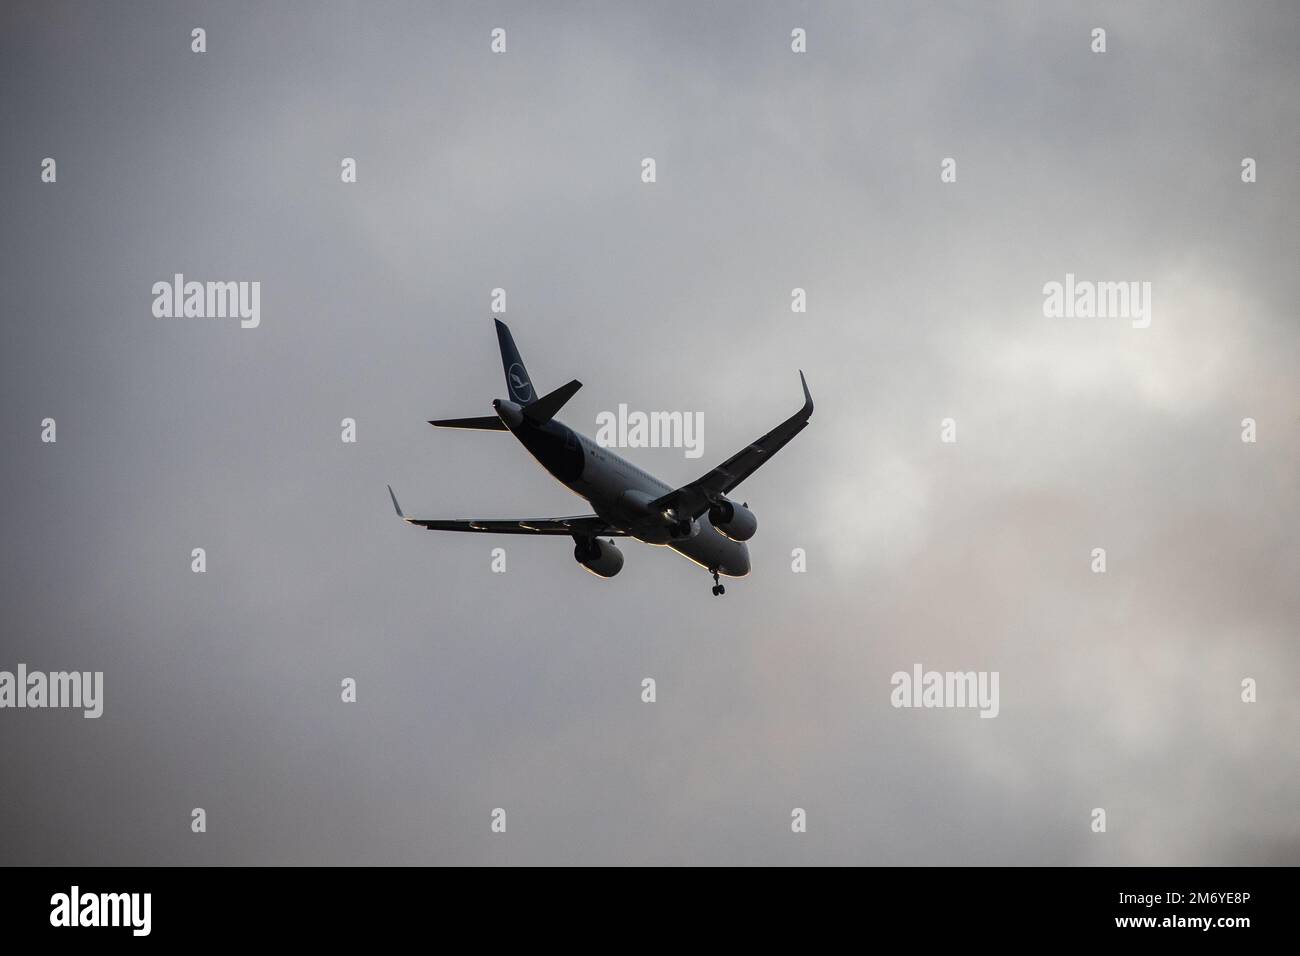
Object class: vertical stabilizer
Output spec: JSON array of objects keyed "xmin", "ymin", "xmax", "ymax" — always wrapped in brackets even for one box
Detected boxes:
[{"xmin": 494, "ymin": 319, "xmax": 537, "ymax": 405}]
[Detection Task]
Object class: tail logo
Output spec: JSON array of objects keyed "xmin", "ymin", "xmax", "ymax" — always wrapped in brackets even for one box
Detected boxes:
[{"xmin": 508, "ymin": 363, "xmax": 534, "ymax": 402}]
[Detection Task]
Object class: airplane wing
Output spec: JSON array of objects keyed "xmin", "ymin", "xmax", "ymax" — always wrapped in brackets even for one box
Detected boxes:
[
  {"xmin": 387, "ymin": 486, "xmax": 627, "ymax": 537},
  {"xmin": 649, "ymin": 371, "xmax": 813, "ymax": 519}
]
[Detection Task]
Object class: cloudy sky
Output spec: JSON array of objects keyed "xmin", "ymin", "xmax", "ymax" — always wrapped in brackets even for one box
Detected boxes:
[{"xmin": 1, "ymin": 0, "xmax": 1296, "ymax": 865}]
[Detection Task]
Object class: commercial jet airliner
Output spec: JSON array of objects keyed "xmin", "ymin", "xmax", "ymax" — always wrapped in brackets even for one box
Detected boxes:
[{"xmin": 387, "ymin": 320, "xmax": 812, "ymax": 595}]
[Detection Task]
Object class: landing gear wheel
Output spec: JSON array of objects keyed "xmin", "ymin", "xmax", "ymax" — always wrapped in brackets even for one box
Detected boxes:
[{"xmin": 710, "ymin": 570, "xmax": 725, "ymax": 597}]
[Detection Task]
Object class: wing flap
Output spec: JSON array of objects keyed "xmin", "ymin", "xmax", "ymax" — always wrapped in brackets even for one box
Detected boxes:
[
  {"xmin": 404, "ymin": 516, "xmax": 626, "ymax": 536},
  {"xmin": 386, "ymin": 490, "xmax": 624, "ymax": 536}
]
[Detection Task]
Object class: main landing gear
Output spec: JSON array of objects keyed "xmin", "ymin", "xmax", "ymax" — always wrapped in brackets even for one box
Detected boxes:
[{"xmin": 710, "ymin": 569, "xmax": 726, "ymax": 597}]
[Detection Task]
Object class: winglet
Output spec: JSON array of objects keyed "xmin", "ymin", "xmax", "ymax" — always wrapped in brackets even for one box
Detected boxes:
[
  {"xmin": 387, "ymin": 484, "xmax": 406, "ymax": 519},
  {"xmin": 798, "ymin": 370, "xmax": 813, "ymax": 417}
]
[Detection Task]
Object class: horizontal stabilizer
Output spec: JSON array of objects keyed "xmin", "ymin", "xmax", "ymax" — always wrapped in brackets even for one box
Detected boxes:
[
  {"xmin": 523, "ymin": 378, "xmax": 582, "ymax": 425},
  {"xmin": 428, "ymin": 415, "xmax": 508, "ymax": 431}
]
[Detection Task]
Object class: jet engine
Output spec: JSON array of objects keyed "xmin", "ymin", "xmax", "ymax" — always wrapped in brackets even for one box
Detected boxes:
[
  {"xmin": 574, "ymin": 538, "xmax": 624, "ymax": 578},
  {"xmin": 708, "ymin": 500, "xmax": 757, "ymax": 542}
]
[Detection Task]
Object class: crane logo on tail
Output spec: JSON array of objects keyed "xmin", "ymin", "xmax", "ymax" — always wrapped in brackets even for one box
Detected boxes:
[{"xmin": 508, "ymin": 363, "xmax": 533, "ymax": 401}]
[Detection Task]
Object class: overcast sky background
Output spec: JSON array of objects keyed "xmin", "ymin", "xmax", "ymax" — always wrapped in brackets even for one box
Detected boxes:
[{"xmin": 1, "ymin": 1, "xmax": 1296, "ymax": 865}]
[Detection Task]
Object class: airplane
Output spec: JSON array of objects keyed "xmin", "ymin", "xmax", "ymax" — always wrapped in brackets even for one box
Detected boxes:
[{"xmin": 387, "ymin": 319, "xmax": 813, "ymax": 595}]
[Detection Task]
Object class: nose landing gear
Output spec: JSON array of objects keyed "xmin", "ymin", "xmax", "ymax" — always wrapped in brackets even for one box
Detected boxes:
[{"xmin": 710, "ymin": 569, "xmax": 726, "ymax": 597}]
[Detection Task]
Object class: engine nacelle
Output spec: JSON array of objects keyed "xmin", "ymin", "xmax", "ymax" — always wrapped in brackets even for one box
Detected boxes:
[
  {"xmin": 574, "ymin": 538, "xmax": 624, "ymax": 578},
  {"xmin": 708, "ymin": 500, "xmax": 757, "ymax": 542}
]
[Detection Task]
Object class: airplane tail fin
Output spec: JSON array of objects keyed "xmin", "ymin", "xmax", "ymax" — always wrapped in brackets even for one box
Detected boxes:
[{"xmin": 495, "ymin": 319, "xmax": 537, "ymax": 406}]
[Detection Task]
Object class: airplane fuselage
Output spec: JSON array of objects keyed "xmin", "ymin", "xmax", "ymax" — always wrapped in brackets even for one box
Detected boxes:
[{"xmin": 493, "ymin": 399, "xmax": 751, "ymax": 577}]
